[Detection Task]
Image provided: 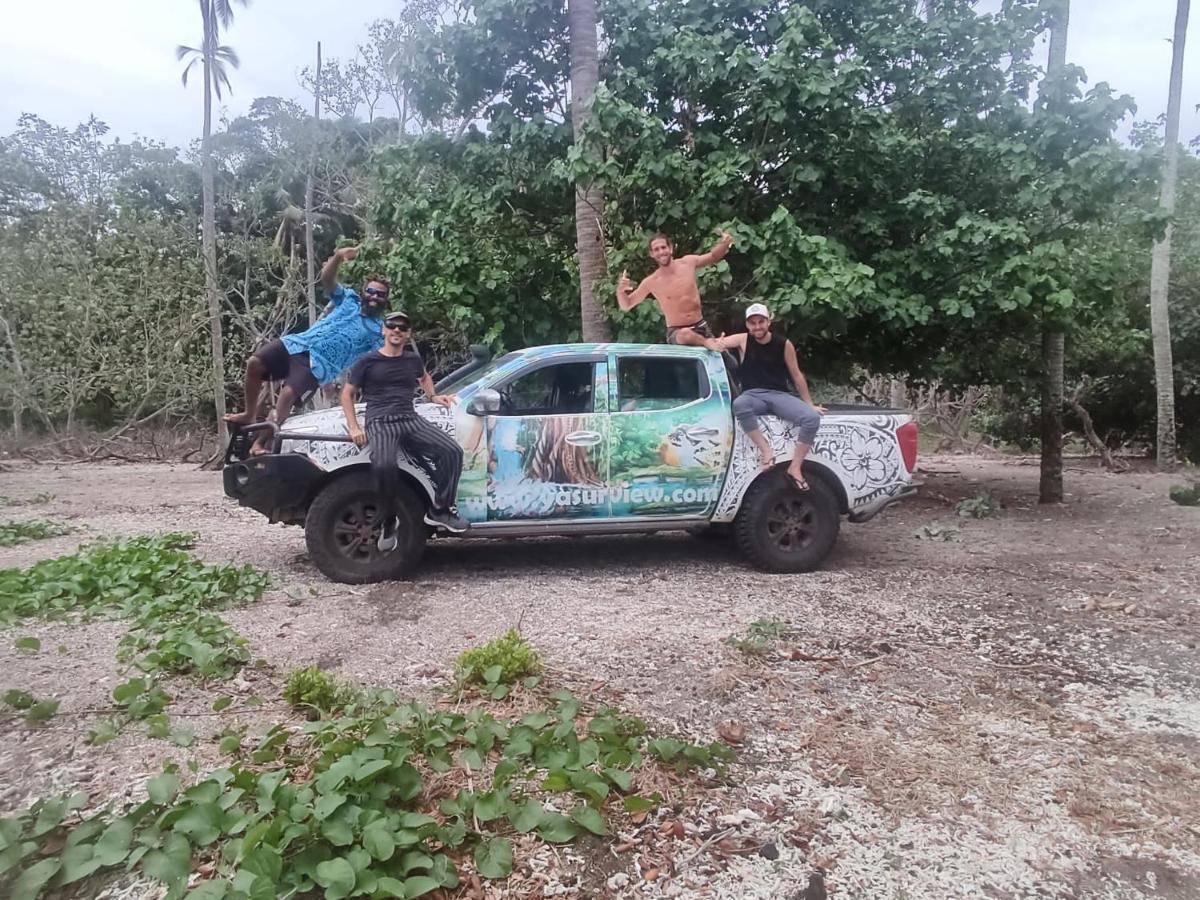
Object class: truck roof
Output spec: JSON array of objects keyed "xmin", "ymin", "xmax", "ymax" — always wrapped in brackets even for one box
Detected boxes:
[{"xmin": 513, "ymin": 342, "xmax": 712, "ymax": 361}]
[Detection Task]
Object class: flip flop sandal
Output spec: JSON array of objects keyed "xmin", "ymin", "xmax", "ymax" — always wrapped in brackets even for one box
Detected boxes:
[{"xmin": 787, "ymin": 472, "xmax": 810, "ymax": 491}]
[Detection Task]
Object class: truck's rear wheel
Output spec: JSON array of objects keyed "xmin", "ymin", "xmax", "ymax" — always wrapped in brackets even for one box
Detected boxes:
[
  {"xmin": 304, "ymin": 470, "xmax": 425, "ymax": 583},
  {"xmin": 734, "ymin": 469, "xmax": 839, "ymax": 572}
]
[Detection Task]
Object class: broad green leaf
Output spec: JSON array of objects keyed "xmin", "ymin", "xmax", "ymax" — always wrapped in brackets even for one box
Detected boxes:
[
  {"xmin": 10, "ymin": 858, "xmax": 61, "ymax": 900},
  {"xmin": 354, "ymin": 759, "xmax": 391, "ymax": 782},
  {"xmin": 460, "ymin": 747, "xmax": 483, "ymax": 770},
  {"xmin": 312, "ymin": 792, "xmax": 346, "ymax": 820},
  {"xmin": 142, "ymin": 833, "xmax": 191, "ymax": 886},
  {"xmin": 604, "ymin": 768, "xmax": 633, "ymax": 791},
  {"xmin": 174, "ymin": 802, "xmax": 223, "ymax": 845},
  {"xmin": 375, "ymin": 876, "xmax": 406, "ymax": 898},
  {"xmin": 570, "ymin": 804, "xmax": 607, "ymax": 836},
  {"xmin": 31, "ymin": 796, "xmax": 68, "ymax": 837},
  {"xmin": 211, "ymin": 696, "xmax": 233, "ymax": 712},
  {"xmin": 404, "ymin": 874, "xmax": 441, "ymax": 897},
  {"xmin": 508, "ymin": 799, "xmax": 545, "ymax": 834},
  {"xmin": 186, "ymin": 881, "xmax": 229, "ymax": 900},
  {"xmin": 399, "ymin": 850, "xmax": 434, "ymax": 873},
  {"xmin": 58, "ymin": 841, "xmax": 102, "ymax": 884},
  {"xmin": 473, "ymin": 837, "xmax": 513, "ymax": 879},
  {"xmin": 396, "ymin": 812, "xmax": 437, "ymax": 829},
  {"xmin": 320, "ymin": 819, "xmax": 354, "ymax": 846},
  {"xmin": 536, "ymin": 812, "xmax": 579, "ymax": 843},
  {"xmin": 473, "ymin": 790, "xmax": 506, "ymax": 823},
  {"xmin": 540, "ymin": 770, "xmax": 570, "ymax": 792},
  {"xmin": 623, "ymin": 794, "xmax": 659, "ymax": 813},
  {"xmin": 14, "ymin": 636, "xmax": 40, "ymax": 652},
  {"xmin": 94, "ymin": 818, "xmax": 134, "ymax": 865},
  {"xmin": 362, "ymin": 821, "xmax": 395, "ymax": 861},
  {"xmin": 482, "ymin": 664, "xmax": 503, "ymax": 684},
  {"xmin": 147, "ymin": 773, "xmax": 180, "ymax": 804},
  {"xmin": 314, "ymin": 857, "xmax": 356, "ymax": 900}
]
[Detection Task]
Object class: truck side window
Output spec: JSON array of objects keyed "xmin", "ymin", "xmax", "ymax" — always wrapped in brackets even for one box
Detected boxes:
[
  {"xmin": 497, "ymin": 362, "xmax": 594, "ymax": 416},
  {"xmin": 617, "ymin": 358, "xmax": 709, "ymax": 412}
]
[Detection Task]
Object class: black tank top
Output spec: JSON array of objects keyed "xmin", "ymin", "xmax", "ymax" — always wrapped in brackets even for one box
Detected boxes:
[{"xmin": 738, "ymin": 333, "xmax": 790, "ymax": 392}]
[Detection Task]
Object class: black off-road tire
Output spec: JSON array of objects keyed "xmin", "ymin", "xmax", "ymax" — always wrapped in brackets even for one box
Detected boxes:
[
  {"xmin": 733, "ymin": 469, "xmax": 840, "ymax": 572},
  {"xmin": 304, "ymin": 470, "xmax": 426, "ymax": 583}
]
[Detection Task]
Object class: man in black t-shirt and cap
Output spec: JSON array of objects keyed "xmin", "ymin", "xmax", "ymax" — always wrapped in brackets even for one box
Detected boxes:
[
  {"xmin": 710, "ymin": 303, "xmax": 826, "ymax": 491},
  {"xmin": 341, "ymin": 311, "xmax": 469, "ymax": 550}
]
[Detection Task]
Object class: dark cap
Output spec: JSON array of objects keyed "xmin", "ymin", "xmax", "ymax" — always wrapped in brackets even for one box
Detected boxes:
[{"xmin": 384, "ymin": 310, "xmax": 411, "ymax": 326}]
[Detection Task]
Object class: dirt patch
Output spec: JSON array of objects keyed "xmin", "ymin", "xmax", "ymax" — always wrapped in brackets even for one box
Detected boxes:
[{"xmin": 1, "ymin": 454, "xmax": 1198, "ymax": 897}]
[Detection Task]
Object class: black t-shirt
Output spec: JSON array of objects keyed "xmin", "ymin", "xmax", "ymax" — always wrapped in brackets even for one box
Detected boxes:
[
  {"xmin": 738, "ymin": 332, "xmax": 791, "ymax": 392},
  {"xmin": 346, "ymin": 349, "xmax": 426, "ymax": 422}
]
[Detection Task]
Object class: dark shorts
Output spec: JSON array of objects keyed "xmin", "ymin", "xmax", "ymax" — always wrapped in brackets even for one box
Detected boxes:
[
  {"xmin": 252, "ymin": 339, "xmax": 319, "ymax": 399},
  {"xmin": 665, "ymin": 319, "xmax": 713, "ymax": 345}
]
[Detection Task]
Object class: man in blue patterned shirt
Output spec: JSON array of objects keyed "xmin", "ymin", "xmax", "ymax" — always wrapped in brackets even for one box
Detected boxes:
[{"xmin": 226, "ymin": 245, "xmax": 386, "ymax": 453}]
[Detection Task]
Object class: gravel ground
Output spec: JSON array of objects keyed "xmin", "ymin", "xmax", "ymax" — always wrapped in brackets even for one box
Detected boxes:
[{"xmin": 0, "ymin": 454, "xmax": 1197, "ymax": 899}]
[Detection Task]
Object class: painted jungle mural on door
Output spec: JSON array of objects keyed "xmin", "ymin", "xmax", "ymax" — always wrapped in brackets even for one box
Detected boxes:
[{"xmin": 449, "ymin": 348, "xmax": 733, "ymax": 523}]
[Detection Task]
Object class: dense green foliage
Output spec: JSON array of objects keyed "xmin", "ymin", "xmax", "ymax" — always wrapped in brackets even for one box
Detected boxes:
[
  {"xmin": 0, "ymin": 686, "xmax": 729, "ymax": 899},
  {"xmin": 0, "ymin": 534, "xmax": 268, "ymax": 746},
  {"xmin": 0, "ymin": 519, "xmax": 74, "ymax": 547},
  {"xmin": 454, "ymin": 629, "xmax": 542, "ymax": 695},
  {"xmin": 0, "ymin": 0, "xmax": 1196, "ymax": 457}
]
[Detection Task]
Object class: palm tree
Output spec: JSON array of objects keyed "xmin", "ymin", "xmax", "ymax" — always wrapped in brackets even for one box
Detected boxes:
[
  {"xmin": 1148, "ymin": 0, "xmax": 1190, "ymax": 471},
  {"xmin": 567, "ymin": 0, "xmax": 612, "ymax": 342},
  {"xmin": 177, "ymin": 0, "xmax": 250, "ymax": 452}
]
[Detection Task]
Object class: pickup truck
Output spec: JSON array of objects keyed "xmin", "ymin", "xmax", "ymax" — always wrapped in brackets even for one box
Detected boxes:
[{"xmin": 224, "ymin": 343, "xmax": 918, "ymax": 583}]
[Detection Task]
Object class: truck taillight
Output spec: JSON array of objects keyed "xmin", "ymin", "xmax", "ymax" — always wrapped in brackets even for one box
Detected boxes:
[{"xmin": 897, "ymin": 421, "xmax": 918, "ymax": 473}]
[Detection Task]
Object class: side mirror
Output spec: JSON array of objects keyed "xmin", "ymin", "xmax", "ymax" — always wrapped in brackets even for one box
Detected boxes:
[{"xmin": 466, "ymin": 388, "xmax": 501, "ymax": 416}]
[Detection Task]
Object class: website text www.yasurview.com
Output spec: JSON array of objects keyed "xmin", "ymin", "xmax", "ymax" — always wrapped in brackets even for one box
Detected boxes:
[{"xmin": 481, "ymin": 483, "xmax": 722, "ymax": 510}]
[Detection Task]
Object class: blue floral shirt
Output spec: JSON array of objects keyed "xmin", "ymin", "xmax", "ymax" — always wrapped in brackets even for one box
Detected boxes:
[{"xmin": 281, "ymin": 284, "xmax": 384, "ymax": 384}]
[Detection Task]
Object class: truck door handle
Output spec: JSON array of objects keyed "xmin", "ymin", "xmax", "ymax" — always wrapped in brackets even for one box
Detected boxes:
[{"xmin": 564, "ymin": 430, "xmax": 602, "ymax": 447}]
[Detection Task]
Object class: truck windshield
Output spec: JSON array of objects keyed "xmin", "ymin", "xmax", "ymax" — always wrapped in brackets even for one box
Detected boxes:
[{"xmin": 438, "ymin": 351, "xmax": 520, "ymax": 394}]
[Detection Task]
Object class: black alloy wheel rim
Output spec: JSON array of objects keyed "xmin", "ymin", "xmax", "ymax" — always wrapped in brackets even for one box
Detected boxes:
[
  {"xmin": 764, "ymin": 497, "xmax": 816, "ymax": 553},
  {"xmin": 332, "ymin": 499, "xmax": 385, "ymax": 562}
]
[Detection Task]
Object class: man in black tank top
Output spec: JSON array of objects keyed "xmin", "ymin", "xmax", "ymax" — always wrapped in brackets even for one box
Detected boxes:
[{"xmin": 710, "ymin": 304, "xmax": 826, "ymax": 491}]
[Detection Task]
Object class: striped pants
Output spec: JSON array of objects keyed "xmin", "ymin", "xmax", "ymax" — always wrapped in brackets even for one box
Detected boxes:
[{"xmin": 366, "ymin": 415, "xmax": 463, "ymax": 517}]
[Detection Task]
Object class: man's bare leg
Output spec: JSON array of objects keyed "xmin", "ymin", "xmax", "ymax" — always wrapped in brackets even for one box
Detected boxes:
[
  {"xmin": 225, "ymin": 357, "xmax": 267, "ymax": 426},
  {"xmin": 786, "ymin": 441, "xmax": 812, "ymax": 490},
  {"xmin": 671, "ymin": 327, "xmax": 723, "ymax": 352},
  {"xmin": 250, "ymin": 385, "xmax": 300, "ymax": 456},
  {"xmin": 745, "ymin": 428, "xmax": 775, "ymax": 471}
]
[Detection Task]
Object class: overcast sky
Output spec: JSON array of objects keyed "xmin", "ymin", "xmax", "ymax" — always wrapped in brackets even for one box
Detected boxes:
[{"xmin": 0, "ymin": 1, "xmax": 1195, "ymax": 149}]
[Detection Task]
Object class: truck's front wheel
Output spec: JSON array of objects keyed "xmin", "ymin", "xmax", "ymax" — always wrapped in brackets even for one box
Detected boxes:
[
  {"xmin": 734, "ymin": 469, "xmax": 840, "ymax": 573},
  {"xmin": 304, "ymin": 470, "xmax": 426, "ymax": 584}
]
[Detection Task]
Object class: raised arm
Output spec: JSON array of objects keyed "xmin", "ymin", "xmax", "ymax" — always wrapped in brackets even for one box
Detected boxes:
[
  {"xmin": 784, "ymin": 340, "xmax": 823, "ymax": 410},
  {"xmin": 686, "ymin": 230, "xmax": 735, "ymax": 268},
  {"xmin": 617, "ymin": 270, "xmax": 654, "ymax": 311},
  {"xmin": 320, "ymin": 245, "xmax": 359, "ymax": 298}
]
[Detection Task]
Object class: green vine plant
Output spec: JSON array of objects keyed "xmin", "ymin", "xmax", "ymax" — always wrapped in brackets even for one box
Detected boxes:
[
  {"xmin": 0, "ymin": 520, "xmax": 76, "ymax": 548},
  {"xmin": 0, "ymin": 534, "xmax": 268, "ymax": 744},
  {"xmin": 0, "ymin": 679, "xmax": 733, "ymax": 900}
]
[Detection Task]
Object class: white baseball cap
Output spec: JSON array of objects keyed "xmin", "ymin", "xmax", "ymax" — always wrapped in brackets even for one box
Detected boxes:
[{"xmin": 745, "ymin": 303, "xmax": 771, "ymax": 320}]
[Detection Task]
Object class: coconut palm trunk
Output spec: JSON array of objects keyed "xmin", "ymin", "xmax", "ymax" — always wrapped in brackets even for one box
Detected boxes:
[
  {"xmin": 179, "ymin": 0, "xmax": 250, "ymax": 456},
  {"xmin": 200, "ymin": 57, "xmax": 228, "ymax": 449},
  {"xmin": 567, "ymin": 0, "xmax": 612, "ymax": 342},
  {"xmin": 1149, "ymin": 0, "xmax": 1190, "ymax": 471}
]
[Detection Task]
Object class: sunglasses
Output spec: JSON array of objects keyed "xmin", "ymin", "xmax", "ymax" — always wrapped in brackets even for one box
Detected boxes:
[
  {"xmin": 384, "ymin": 322, "xmax": 410, "ymax": 331},
  {"xmin": 364, "ymin": 287, "xmax": 389, "ymax": 298}
]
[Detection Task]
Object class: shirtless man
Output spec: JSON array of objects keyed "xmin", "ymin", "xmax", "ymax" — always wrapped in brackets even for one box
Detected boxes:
[{"xmin": 617, "ymin": 231, "xmax": 734, "ymax": 347}]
